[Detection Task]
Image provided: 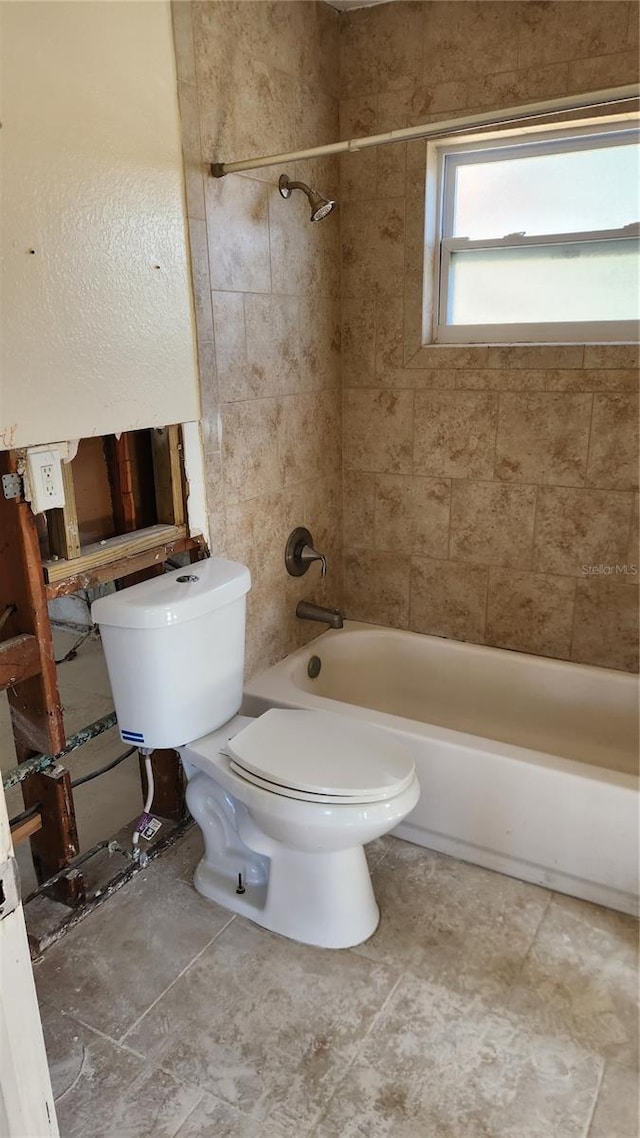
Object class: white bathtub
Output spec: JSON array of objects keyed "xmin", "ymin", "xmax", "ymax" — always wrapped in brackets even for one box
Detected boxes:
[{"xmin": 243, "ymin": 622, "xmax": 639, "ymax": 916}]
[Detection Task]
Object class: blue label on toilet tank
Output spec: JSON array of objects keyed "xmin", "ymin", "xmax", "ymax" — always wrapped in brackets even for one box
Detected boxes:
[{"xmin": 121, "ymin": 729, "xmax": 145, "ymax": 743}]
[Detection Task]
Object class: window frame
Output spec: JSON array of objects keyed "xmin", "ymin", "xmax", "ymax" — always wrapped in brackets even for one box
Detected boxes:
[{"xmin": 430, "ymin": 119, "xmax": 640, "ymax": 345}]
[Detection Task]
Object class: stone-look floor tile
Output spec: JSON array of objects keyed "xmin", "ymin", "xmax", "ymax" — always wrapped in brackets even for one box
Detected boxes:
[
  {"xmin": 375, "ymin": 474, "xmax": 450, "ymax": 557},
  {"xmin": 204, "ymin": 174, "xmax": 271, "ymax": 294},
  {"xmin": 450, "ymin": 481, "xmax": 537, "ymax": 568},
  {"xmin": 34, "ymin": 860, "xmax": 232, "ymax": 1040},
  {"xmin": 571, "ymin": 577, "xmax": 639, "ymax": 672},
  {"xmin": 495, "ymin": 393, "xmax": 592, "ymax": 486},
  {"xmin": 586, "ymin": 393, "xmax": 639, "ymax": 491},
  {"xmin": 174, "ymin": 1091, "xmax": 304, "ymax": 1138},
  {"xmin": 315, "ymin": 973, "xmax": 601, "ymax": 1138},
  {"xmin": 414, "ymin": 391, "xmax": 498, "ymax": 479},
  {"xmin": 506, "ymin": 893, "xmax": 639, "ymax": 1069},
  {"xmin": 534, "ymin": 487, "xmax": 633, "ymax": 576},
  {"xmin": 486, "ymin": 569, "xmax": 576, "ymax": 658},
  {"xmin": 125, "ymin": 919, "xmax": 398, "ymax": 1129},
  {"xmin": 588, "ymin": 1061, "xmax": 639, "ymax": 1138},
  {"xmin": 352, "ymin": 839, "xmax": 550, "ymax": 1004},
  {"xmin": 344, "ymin": 550, "xmax": 410, "ymax": 628},
  {"xmin": 410, "ymin": 557, "xmax": 488, "ymax": 643},
  {"xmin": 42, "ymin": 1010, "xmax": 201, "ymax": 1138},
  {"xmin": 343, "ymin": 389, "xmax": 414, "ymax": 475}
]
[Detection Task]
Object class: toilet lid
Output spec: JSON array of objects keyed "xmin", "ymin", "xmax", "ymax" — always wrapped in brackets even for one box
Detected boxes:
[{"xmin": 226, "ymin": 709, "xmax": 415, "ymax": 803}]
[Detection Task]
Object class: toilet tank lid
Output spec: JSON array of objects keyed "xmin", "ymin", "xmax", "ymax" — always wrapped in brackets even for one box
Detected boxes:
[{"xmin": 91, "ymin": 559, "xmax": 251, "ymax": 630}]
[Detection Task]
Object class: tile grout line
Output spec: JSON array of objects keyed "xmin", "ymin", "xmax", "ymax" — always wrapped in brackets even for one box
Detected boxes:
[
  {"xmin": 502, "ymin": 889, "xmax": 553, "ymax": 1009},
  {"xmin": 118, "ymin": 915, "xmax": 237, "ymax": 1045},
  {"xmin": 583, "ymin": 1056, "xmax": 607, "ymax": 1138},
  {"xmin": 306, "ymin": 969, "xmax": 406, "ymax": 1135}
]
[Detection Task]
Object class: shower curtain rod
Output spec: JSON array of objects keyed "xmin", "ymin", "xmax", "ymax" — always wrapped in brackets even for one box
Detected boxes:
[{"xmin": 210, "ymin": 85, "xmax": 639, "ymax": 177}]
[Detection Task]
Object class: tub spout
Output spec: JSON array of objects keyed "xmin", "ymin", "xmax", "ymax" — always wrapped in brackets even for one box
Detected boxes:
[{"xmin": 296, "ymin": 600, "xmax": 344, "ymax": 629}]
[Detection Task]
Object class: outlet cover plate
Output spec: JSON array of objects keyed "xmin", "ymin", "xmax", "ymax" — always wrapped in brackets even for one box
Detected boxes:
[{"xmin": 24, "ymin": 445, "xmax": 66, "ymax": 513}]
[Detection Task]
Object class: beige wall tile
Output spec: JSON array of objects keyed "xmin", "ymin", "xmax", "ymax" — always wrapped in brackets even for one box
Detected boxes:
[
  {"xmin": 414, "ymin": 392, "xmax": 498, "ymax": 479},
  {"xmin": 456, "ymin": 370, "xmax": 547, "ymax": 392},
  {"xmin": 583, "ymin": 346, "xmax": 639, "ymax": 370},
  {"xmin": 344, "ymin": 389, "xmax": 414, "ymax": 474},
  {"xmin": 518, "ymin": 1, "xmax": 629, "ymax": 68},
  {"xmin": 197, "ymin": 340, "xmax": 220, "ymax": 455},
  {"xmin": 586, "ymin": 394, "xmax": 639, "ymax": 491},
  {"xmin": 628, "ymin": 494, "xmax": 639, "ymax": 573},
  {"xmin": 344, "ymin": 550, "xmax": 410, "ymax": 628},
  {"xmin": 377, "ymin": 83, "xmax": 468, "ymax": 132},
  {"xmin": 569, "ymin": 48, "xmax": 640, "ymax": 92},
  {"xmin": 225, "ymin": 499, "xmax": 257, "ymax": 579},
  {"xmin": 302, "ymin": 472, "xmax": 344, "ymax": 571},
  {"xmin": 187, "ymin": 218, "xmax": 214, "ymax": 342},
  {"xmin": 450, "ymin": 481, "xmax": 537, "ymax": 568},
  {"xmin": 341, "ymin": 201, "xmax": 405, "ymax": 299},
  {"xmin": 339, "ymin": 1, "xmax": 424, "ymax": 98},
  {"xmin": 212, "ymin": 291, "xmax": 251, "ymax": 403},
  {"xmin": 221, "ymin": 399, "xmax": 280, "ymax": 505},
  {"xmin": 375, "ymin": 474, "xmax": 450, "ymax": 557},
  {"xmin": 204, "ymin": 449, "xmax": 226, "ymax": 554},
  {"xmin": 486, "ymin": 570, "xmax": 576, "ymax": 659},
  {"xmin": 244, "ymin": 294, "xmax": 300, "ymax": 398},
  {"xmin": 424, "ymin": 1, "xmax": 520, "ymax": 84},
  {"xmin": 344, "ymin": 472, "xmax": 376, "ymax": 549},
  {"xmin": 205, "ymin": 175, "xmax": 270, "ymax": 293},
  {"xmin": 410, "ymin": 557, "xmax": 488, "ymax": 643},
  {"xmin": 571, "ymin": 578, "xmax": 639, "ymax": 672},
  {"xmin": 299, "ymin": 297, "xmax": 341, "ymax": 391},
  {"xmin": 177, "ymin": 81, "xmax": 205, "ymax": 221},
  {"xmin": 534, "ymin": 487, "xmax": 633, "ymax": 576},
  {"xmin": 546, "ymin": 369, "xmax": 640, "ymax": 393},
  {"xmin": 495, "ymin": 393, "xmax": 592, "ymax": 487},
  {"xmin": 410, "ymin": 345, "xmax": 491, "ymax": 370},
  {"xmin": 253, "ymin": 486, "xmax": 305, "ymax": 587},
  {"xmin": 244, "ymin": 580, "xmax": 290, "ymax": 679},
  {"xmin": 486, "ymin": 346, "xmax": 584, "ymax": 370},
  {"xmin": 171, "ymin": 0, "xmax": 196, "ymax": 84},
  {"xmin": 342, "ymin": 296, "xmax": 376, "ymax": 388},
  {"xmin": 269, "ymin": 183, "xmax": 340, "ymax": 300},
  {"xmin": 466, "ymin": 62, "xmax": 569, "ymax": 110}
]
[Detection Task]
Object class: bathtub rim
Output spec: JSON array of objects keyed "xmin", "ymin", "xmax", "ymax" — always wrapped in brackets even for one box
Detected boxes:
[{"xmin": 243, "ymin": 621, "xmax": 639, "ymax": 791}]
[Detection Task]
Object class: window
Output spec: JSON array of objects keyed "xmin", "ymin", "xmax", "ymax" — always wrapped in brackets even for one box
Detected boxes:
[{"xmin": 432, "ymin": 121, "xmax": 639, "ymax": 344}]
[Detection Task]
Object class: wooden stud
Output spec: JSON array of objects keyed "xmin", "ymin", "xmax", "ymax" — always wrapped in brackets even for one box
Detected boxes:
[
  {"xmin": 151, "ymin": 426, "xmax": 185, "ymax": 527},
  {"xmin": 140, "ymin": 749, "xmax": 187, "ymax": 823},
  {"xmin": 21, "ymin": 765, "xmax": 84, "ymax": 903},
  {"xmin": 10, "ymin": 811, "xmax": 43, "ymax": 846},
  {"xmin": 0, "ymin": 450, "xmax": 66, "ymax": 760},
  {"xmin": 44, "ymin": 533, "xmax": 206, "ymax": 599},
  {"xmin": 103, "ymin": 433, "xmax": 138, "ymax": 534},
  {"xmin": 42, "ymin": 523, "xmax": 185, "ymax": 583},
  {"xmin": 0, "ymin": 634, "xmax": 40, "ymax": 691},
  {"xmin": 46, "ymin": 460, "xmax": 81, "ymax": 560}
]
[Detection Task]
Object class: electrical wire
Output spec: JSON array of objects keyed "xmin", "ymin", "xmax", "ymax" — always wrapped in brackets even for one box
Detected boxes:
[
  {"xmin": 8, "ymin": 746, "xmax": 137, "ymax": 830},
  {"xmin": 55, "ymin": 626, "xmax": 95, "ymax": 665}
]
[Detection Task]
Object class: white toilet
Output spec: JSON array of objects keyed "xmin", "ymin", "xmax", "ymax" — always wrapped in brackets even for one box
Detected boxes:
[{"xmin": 92, "ymin": 558, "xmax": 419, "ymax": 949}]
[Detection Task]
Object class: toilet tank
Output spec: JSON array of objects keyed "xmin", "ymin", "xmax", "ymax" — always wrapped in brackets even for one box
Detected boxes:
[{"xmin": 91, "ymin": 559, "xmax": 251, "ymax": 750}]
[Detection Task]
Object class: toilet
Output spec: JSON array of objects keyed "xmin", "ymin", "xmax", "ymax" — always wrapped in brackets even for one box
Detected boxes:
[{"xmin": 92, "ymin": 558, "xmax": 420, "ymax": 949}]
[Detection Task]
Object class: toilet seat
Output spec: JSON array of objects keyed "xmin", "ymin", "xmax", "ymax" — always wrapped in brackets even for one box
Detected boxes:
[{"xmin": 226, "ymin": 708, "xmax": 415, "ymax": 804}]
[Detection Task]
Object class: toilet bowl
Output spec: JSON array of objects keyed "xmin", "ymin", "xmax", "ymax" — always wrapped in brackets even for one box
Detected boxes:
[
  {"xmin": 181, "ymin": 709, "xmax": 420, "ymax": 948},
  {"xmin": 91, "ymin": 558, "xmax": 421, "ymax": 949}
]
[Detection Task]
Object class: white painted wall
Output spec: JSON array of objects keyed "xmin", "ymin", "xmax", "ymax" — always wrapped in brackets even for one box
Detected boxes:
[{"xmin": 0, "ymin": 0, "xmax": 201, "ymax": 450}]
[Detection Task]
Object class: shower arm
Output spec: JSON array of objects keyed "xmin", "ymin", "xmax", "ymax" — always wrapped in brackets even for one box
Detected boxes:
[{"xmin": 210, "ymin": 85, "xmax": 638, "ymax": 178}]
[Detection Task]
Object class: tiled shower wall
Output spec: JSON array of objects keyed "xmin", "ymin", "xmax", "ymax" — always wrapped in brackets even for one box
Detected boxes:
[
  {"xmin": 172, "ymin": 0, "xmax": 342, "ymax": 677},
  {"xmin": 339, "ymin": 0, "xmax": 640, "ymax": 672}
]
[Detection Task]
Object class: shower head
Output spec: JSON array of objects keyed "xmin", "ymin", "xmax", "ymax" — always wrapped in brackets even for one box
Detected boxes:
[{"xmin": 278, "ymin": 174, "xmax": 336, "ymax": 222}]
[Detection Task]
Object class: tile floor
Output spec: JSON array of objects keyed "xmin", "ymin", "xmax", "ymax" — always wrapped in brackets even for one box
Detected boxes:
[{"xmin": 35, "ymin": 828, "xmax": 639, "ymax": 1138}]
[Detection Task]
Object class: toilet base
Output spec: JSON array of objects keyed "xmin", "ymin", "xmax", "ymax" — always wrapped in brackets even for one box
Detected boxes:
[{"xmin": 193, "ymin": 843, "xmax": 380, "ymax": 949}]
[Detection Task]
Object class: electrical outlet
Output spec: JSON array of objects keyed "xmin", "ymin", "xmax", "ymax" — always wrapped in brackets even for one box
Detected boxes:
[{"xmin": 25, "ymin": 446, "xmax": 66, "ymax": 513}]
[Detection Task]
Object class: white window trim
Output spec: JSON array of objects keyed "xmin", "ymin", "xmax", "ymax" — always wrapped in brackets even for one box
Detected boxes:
[{"xmin": 425, "ymin": 115, "xmax": 640, "ymax": 346}]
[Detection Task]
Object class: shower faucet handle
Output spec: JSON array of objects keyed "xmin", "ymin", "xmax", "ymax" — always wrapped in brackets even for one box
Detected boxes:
[{"xmin": 285, "ymin": 527, "xmax": 327, "ymax": 578}]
